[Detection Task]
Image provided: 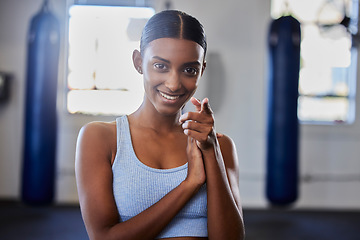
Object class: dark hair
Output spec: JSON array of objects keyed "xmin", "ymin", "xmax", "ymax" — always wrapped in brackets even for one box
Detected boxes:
[{"xmin": 140, "ymin": 10, "xmax": 207, "ymax": 57}]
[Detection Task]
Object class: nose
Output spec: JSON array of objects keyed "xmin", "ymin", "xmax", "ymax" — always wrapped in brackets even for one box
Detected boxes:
[{"xmin": 164, "ymin": 71, "xmax": 182, "ymax": 92}]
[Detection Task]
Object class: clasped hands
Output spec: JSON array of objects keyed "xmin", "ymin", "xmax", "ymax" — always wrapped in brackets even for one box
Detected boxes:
[
  {"xmin": 180, "ymin": 97, "xmax": 217, "ymax": 151},
  {"xmin": 180, "ymin": 97, "xmax": 219, "ymax": 186}
]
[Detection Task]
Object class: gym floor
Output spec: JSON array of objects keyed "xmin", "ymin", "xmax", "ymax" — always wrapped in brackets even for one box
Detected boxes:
[{"xmin": 0, "ymin": 200, "xmax": 359, "ymax": 240}]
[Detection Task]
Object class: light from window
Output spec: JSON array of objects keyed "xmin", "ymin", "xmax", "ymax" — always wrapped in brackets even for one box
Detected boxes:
[
  {"xmin": 271, "ymin": 0, "xmax": 358, "ymax": 124},
  {"xmin": 66, "ymin": 5, "xmax": 154, "ymax": 115}
]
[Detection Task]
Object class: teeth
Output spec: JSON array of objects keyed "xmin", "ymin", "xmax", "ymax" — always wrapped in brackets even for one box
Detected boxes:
[{"xmin": 159, "ymin": 92, "xmax": 180, "ymax": 100}]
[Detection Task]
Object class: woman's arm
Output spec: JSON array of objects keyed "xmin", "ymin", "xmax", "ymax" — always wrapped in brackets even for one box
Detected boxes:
[
  {"xmin": 202, "ymin": 135, "xmax": 245, "ymax": 240},
  {"xmin": 180, "ymin": 98, "xmax": 245, "ymax": 240},
  {"xmin": 75, "ymin": 122, "xmax": 205, "ymax": 240}
]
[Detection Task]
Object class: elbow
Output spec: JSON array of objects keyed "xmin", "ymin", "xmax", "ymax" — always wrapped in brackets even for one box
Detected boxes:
[
  {"xmin": 240, "ymin": 228, "xmax": 245, "ymax": 240},
  {"xmin": 87, "ymin": 231, "xmax": 107, "ymax": 240},
  {"xmin": 232, "ymin": 217, "xmax": 246, "ymax": 240},
  {"xmin": 88, "ymin": 227, "xmax": 142, "ymax": 240},
  {"xmin": 87, "ymin": 227, "xmax": 117, "ymax": 240},
  {"xmin": 89, "ymin": 233, "xmax": 115, "ymax": 240},
  {"xmin": 233, "ymin": 227, "xmax": 245, "ymax": 240},
  {"xmin": 239, "ymin": 216, "xmax": 246, "ymax": 240}
]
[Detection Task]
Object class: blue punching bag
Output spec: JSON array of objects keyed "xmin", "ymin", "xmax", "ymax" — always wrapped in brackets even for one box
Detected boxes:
[
  {"xmin": 22, "ymin": 0, "xmax": 60, "ymax": 205},
  {"xmin": 266, "ymin": 15, "xmax": 301, "ymax": 206}
]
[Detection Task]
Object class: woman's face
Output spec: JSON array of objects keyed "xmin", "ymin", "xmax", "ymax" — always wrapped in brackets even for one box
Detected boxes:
[{"xmin": 139, "ymin": 38, "xmax": 206, "ymax": 116}]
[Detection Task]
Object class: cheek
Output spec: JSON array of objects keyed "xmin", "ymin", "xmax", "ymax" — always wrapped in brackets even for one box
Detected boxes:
[
  {"xmin": 183, "ymin": 77, "xmax": 200, "ymax": 91},
  {"xmin": 143, "ymin": 72, "xmax": 165, "ymax": 88}
]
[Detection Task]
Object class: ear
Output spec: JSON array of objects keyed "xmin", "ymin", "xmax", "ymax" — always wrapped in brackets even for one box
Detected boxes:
[
  {"xmin": 201, "ymin": 61, "xmax": 207, "ymax": 77},
  {"xmin": 132, "ymin": 49, "xmax": 143, "ymax": 74}
]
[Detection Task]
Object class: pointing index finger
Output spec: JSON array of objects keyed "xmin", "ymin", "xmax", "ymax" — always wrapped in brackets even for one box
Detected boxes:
[
  {"xmin": 201, "ymin": 98, "xmax": 213, "ymax": 114},
  {"xmin": 190, "ymin": 97, "xmax": 201, "ymax": 112}
]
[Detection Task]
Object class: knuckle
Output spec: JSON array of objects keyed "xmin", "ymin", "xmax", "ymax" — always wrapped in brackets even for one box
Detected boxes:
[
  {"xmin": 181, "ymin": 112, "xmax": 190, "ymax": 121},
  {"xmin": 186, "ymin": 130, "xmax": 193, "ymax": 137},
  {"xmin": 205, "ymin": 126, "xmax": 212, "ymax": 134},
  {"xmin": 210, "ymin": 126, "xmax": 215, "ymax": 132},
  {"xmin": 191, "ymin": 121, "xmax": 197, "ymax": 128},
  {"xmin": 186, "ymin": 112, "xmax": 194, "ymax": 119}
]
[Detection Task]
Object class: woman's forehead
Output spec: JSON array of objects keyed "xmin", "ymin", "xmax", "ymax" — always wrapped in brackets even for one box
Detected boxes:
[{"xmin": 144, "ymin": 38, "xmax": 205, "ymax": 62}]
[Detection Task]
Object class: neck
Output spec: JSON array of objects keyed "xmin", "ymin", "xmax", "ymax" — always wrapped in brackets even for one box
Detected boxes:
[{"xmin": 129, "ymin": 102, "xmax": 183, "ymax": 133}]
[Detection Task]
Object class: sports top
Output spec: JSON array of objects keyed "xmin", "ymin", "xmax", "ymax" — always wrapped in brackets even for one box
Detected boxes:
[{"xmin": 112, "ymin": 115, "xmax": 208, "ymax": 239}]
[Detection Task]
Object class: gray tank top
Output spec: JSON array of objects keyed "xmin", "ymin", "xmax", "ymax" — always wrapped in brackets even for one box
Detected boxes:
[{"xmin": 112, "ymin": 115, "xmax": 208, "ymax": 238}]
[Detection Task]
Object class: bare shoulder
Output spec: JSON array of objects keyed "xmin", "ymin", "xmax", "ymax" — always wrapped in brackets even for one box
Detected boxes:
[
  {"xmin": 217, "ymin": 133, "xmax": 239, "ymax": 171},
  {"xmin": 76, "ymin": 121, "xmax": 117, "ymax": 164},
  {"xmin": 75, "ymin": 121, "xmax": 120, "ymax": 235},
  {"xmin": 79, "ymin": 121, "xmax": 116, "ymax": 138},
  {"xmin": 217, "ymin": 133, "xmax": 242, "ymax": 210}
]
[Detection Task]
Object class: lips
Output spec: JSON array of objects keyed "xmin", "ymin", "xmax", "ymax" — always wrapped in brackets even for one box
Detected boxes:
[{"xmin": 158, "ymin": 91, "xmax": 182, "ymax": 100}]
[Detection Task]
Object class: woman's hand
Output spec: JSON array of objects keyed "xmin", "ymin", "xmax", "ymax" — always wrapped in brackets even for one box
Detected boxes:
[
  {"xmin": 181, "ymin": 98, "xmax": 245, "ymax": 240},
  {"xmin": 180, "ymin": 97, "xmax": 217, "ymax": 150},
  {"xmin": 185, "ymin": 136, "xmax": 206, "ymax": 188}
]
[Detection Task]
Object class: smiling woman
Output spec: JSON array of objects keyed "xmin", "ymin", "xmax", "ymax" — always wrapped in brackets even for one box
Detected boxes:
[
  {"xmin": 133, "ymin": 38, "xmax": 205, "ymax": 116},
  {"xmin": 75, "ymin": 10, "xmax": 245, "ymax": 240}
]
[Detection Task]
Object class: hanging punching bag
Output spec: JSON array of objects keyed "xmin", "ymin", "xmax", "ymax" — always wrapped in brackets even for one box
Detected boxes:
[
  {"xmin": 266, "ymin": 15, "xmax": 300, "ymax": 206},
  {"xmin": 22, "ymin": 0, "xmax": 60, "ymax": 205}
]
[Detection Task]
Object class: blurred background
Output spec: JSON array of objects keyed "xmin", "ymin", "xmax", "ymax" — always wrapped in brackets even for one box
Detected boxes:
[{"xmin": 0, "ymin": 0, "xmax": 360, "ymax": 239}]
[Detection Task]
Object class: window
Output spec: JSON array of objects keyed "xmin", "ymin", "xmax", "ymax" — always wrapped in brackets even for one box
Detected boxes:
[
  {"xmin": 66, "ymin": 3, "xmax": 154, "ymax": 115},
  {"xmin": 271, "ymin": 0, "xmax": 359, "ymax": 124}
]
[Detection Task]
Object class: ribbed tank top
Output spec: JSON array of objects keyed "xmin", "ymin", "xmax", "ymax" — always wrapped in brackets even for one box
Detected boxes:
[{"xmin": 112, "ymin": 116, "xmax": 208, "ymax": 239}]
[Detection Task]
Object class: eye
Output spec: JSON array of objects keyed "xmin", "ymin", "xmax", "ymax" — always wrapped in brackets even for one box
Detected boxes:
[
  {"xmin": 154, "ymin": 63, "xmax": 167, "ymax": 70},
  {"xmin": 184, "ymin": 67, "xmax": 198, "ymax": 75}
]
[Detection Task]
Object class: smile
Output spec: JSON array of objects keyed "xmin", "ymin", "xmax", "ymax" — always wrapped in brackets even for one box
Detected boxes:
[{"xmin": 159, "ymin": 91, "xmax": 181, "ymax": 100}]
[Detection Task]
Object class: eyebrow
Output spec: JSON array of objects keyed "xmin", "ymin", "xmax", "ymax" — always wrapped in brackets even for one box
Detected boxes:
[
  {"xmin": 153, "ymin": 56, "xmax": 170, "ymax": 64},
  {"xmin": 152, "ymin": 56, "xmax": 201, "ymax": 66}
]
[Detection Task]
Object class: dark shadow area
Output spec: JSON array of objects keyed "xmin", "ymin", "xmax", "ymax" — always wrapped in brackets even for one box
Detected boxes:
[
  {"xmin": 0, "ymin": 200, "xmax": 87, "ymax": 240},
  {"xmin": 243, "ymin": 208, "xmax": 360, "ymax": 240},
  {"xmin": 1, "ymin": 201, "xmax": 360, "ymax": 240}
]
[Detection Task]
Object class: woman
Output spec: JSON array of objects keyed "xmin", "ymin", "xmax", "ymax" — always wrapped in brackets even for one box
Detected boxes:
[{"xmin": 75, "ymin": 10, "xmax": 245, "ymax": 240}]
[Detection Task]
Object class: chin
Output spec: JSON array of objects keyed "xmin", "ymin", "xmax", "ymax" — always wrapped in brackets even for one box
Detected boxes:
[
  {"xmin": 154, "ymin": 104, "xmax": 185, "ymax": 116},
  {"xmin": 156, "ymin": 108, "xmax": 181, "ymax": 116}
]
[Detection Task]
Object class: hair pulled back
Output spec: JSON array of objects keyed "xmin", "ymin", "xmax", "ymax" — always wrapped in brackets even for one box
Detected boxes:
[{"xmin": 140, "ymin": 10, "xmax": 207, "ymax": 57}]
